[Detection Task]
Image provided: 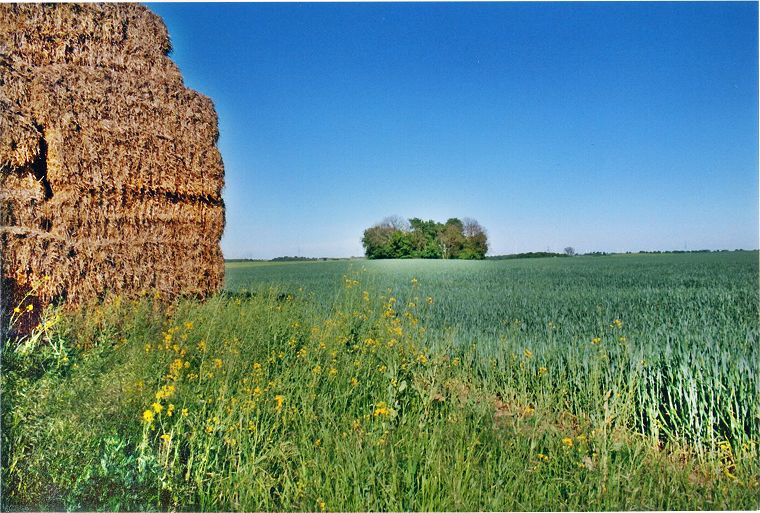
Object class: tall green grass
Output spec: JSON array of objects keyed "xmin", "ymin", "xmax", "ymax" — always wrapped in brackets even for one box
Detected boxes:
[{"xmin": 2, "ymin": 252, "xmax": 758, "ymax": 510}]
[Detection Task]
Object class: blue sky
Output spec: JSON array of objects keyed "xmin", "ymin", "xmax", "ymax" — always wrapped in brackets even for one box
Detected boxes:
[{"xmin": 148, "ymin": 2, "xmax": 758, "ymax": 258}]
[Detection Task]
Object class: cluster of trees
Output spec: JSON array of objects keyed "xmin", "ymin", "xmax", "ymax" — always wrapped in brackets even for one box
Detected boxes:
[{"xmin": 362, "ymin": 216, "xmax": 488, "ymax": 260}]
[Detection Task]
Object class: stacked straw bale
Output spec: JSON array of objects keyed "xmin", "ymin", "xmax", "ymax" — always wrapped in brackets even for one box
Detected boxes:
[{"xmin": 0, "ymin": 4, "xmax": 225, "ymax": 322}]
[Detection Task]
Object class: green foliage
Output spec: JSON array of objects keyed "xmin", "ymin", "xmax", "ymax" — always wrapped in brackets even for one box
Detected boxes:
[
  {"xmin": 361, "ymin": 225, "xmax": 396, "ymax": 259},
  {"xmin": 3, "ymin": 252, "xmax": 759, "ymax": 510},
  {"xmin": 362, "ymin": 217, "xmax": 488, "ymax": 260}
]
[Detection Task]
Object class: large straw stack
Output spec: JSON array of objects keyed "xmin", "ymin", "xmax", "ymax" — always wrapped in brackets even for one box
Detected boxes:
[{"xmin": 0, "ymin": 4, "xmax": 225, "ymax": 325}]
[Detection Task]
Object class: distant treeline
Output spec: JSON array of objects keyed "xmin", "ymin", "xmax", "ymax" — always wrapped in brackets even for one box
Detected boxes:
[
  {"xmin": 487, "ymin": 249, "xmax": 752, "ymax": 260},
  {"xmin": 270, "ymin": 256, "xmax": 352, "ymax": 262},
  {"xmin": 619, "ymin": 249, "xmax": 748, "ymax": 255},
  {"xmin": 636, "ymin": 249, "xmax": 727, "ymax": 254},
  {"xmin": 487, "ymin": 252, "xmax": 571, "ymax": 260},
  {"xmin": 362, "ymin": 216, "xmax": 488, "ymax": 260},
  {"xmin": 226, "ymin": 257, "xmax": 357, "ymax": 263}
]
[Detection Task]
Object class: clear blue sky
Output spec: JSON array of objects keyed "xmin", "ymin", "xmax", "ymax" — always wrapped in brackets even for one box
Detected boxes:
[{"xmin": 147, "ymin": 2, "xmax": 758, "ymax": 258}]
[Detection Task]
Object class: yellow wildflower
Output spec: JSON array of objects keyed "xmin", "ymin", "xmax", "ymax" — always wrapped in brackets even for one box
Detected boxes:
[
  {"xmin": 160, "ymin": 433, "xmax": 171, "ymax": 443},
  {"xmin": 13, "ymin": 307, "xmax": 21, "ymax": 314},
  {"xmin": 152, "ymin": 402, "xmax": 163, "ymax": 414},
  {"xmin": 562, "ymin": 437, "xmax": 574, "ymax": 448},
  {"xmin": 142, "ymin": 409, "xmax": 154, "ymax": 423},
  {"xmin": 328, "ymin": 367, "xmax": 338, "ymax": 377},
  {"xmin": 373, "ymin": 401, "xmax": 390, "ymax": 417},
  {"xmin": 181, "ymin": 408, "xmax": 189, "ymax": 417},
  {"xmin": 213, "ymin": 358, "xmax": 223, "ymax": 369},
  {"xmin": 592, "ymin": 337, "xmax": 602, "ymax": 345},
  {"xmin": 274, "ymin": 395, "xmax": 284, "ymax": 412},
  {"xmin": 26, "ymin": 304, "xmax": 33, "ymax": 312}
]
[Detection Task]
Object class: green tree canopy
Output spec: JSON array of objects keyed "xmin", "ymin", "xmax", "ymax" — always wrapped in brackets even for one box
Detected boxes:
[{"xmin": 362, "ymin": 216, "xmax": 488, "ymax": 260}]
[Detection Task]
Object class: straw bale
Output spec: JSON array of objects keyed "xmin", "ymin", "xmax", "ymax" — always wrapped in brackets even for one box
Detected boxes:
[{"xmin": 1, "ymin": 3, "xmax": 225, "ymax": 329}]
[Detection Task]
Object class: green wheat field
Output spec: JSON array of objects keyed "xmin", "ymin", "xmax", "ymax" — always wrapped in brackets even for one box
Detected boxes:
[{"xmin": 2, "ymin": 251, "xmax": 759, "ymax": 510}]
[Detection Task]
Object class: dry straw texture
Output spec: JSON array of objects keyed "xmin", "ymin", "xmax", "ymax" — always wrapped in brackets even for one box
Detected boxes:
[{"xmin": 0, "ymin": 4, "xmax": 225, "ymax": 322}]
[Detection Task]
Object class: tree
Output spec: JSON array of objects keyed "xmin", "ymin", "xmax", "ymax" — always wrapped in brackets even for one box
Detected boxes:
[
  {"xmin": 388, "ymin": 230, "xmax": 414, "ymax": 258},
  {"xmin": 380, "ymin": 215, "xmax": 410, "ymax": 232},
  {"xmin": 409, "ymin": 218, "xmax": 443, "ymax": 258},
  {"xmin": 564, "ymin": 246, "xmax": 576, "ymax": 256},
  {"xmin": 460, "ymin": 218, "xmax": 488, "ymax": 259},
  {"xmin": 362, "ymin": 225, "xmax": 395, "ymax": 259},
  {"xmin": 462, "ymin": 218, "xmax": 482, "ymax": 238},
  {"xmin": 445, "ymin": 218, "xmax": 464, "ymax": 231},
  {"xmin": 438, "ymin": 223, "xmax": 465, "ymax": 259}
]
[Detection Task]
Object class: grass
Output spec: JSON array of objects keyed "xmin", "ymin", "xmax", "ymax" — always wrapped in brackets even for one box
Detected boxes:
[{"xmin": 2, "ymin": 252, "xmax": 759, "ymax": 510}]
